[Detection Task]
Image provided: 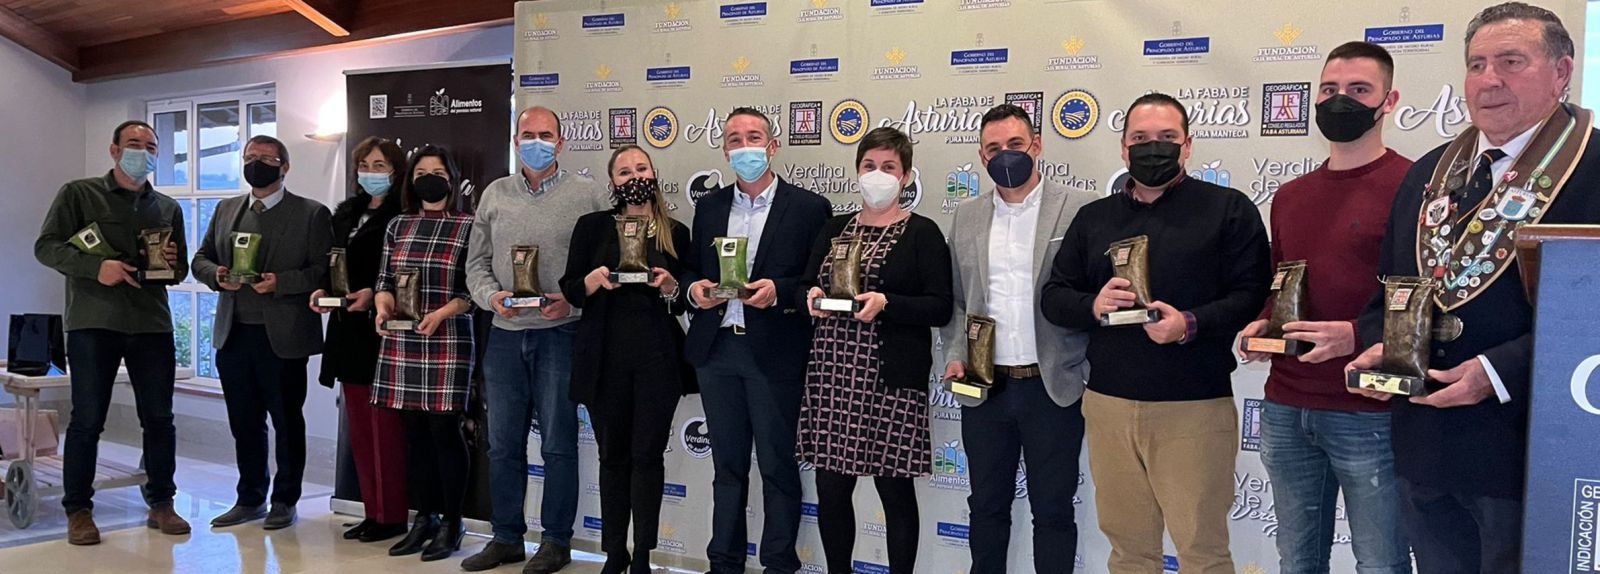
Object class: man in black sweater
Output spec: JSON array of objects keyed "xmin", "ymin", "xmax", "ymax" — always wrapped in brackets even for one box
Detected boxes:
[{"xmin": 1041, "ymin": 93, "xmax": 1270, "ymax": 574}]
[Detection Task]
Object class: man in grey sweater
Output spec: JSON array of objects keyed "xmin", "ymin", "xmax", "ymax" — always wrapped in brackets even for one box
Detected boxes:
[{"xmin": 461, "ymin": 106, "xmax": 612, "ymax": 574}]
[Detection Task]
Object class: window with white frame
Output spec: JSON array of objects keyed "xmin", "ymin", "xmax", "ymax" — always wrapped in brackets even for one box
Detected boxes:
[{"xmin": 148, "ymin": 87, "xmax": 276, "ymax": 386}]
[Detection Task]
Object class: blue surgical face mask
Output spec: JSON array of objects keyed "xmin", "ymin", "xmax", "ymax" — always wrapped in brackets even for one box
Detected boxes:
[
  {"xmin": 356, "ymin": 172, "xmax": 392, "ymax": 197},
  {"xmin": 518, "ymin": 138, "xmax": 557, "ymax": 171},
  {"xmin": 729, "ymin": 146, "xmax": 770, "ymax": 183},
  {"xmin": 119, "ymin": 147, "xmax": 155, "ymax": 182}
]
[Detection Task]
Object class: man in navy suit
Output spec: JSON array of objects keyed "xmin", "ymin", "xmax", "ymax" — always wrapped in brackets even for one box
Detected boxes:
[
  {"xmin": 682, "ymin": 107, "xmax": 831, "ymax": 574},
  {"xmin": 1347, "ymin": 4, "xmax": 1600, "ymax": 572}
]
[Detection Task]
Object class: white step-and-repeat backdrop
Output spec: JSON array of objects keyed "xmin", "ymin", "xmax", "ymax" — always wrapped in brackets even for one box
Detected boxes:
[{"xmin": 508, "ymin": 1, "xmax": 1585, "ymax": 572}]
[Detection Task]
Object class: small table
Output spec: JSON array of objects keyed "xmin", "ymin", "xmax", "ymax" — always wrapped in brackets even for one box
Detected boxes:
[{"xmin": 0, "ymin": 366, "xmax": 194, "ymax": 528}]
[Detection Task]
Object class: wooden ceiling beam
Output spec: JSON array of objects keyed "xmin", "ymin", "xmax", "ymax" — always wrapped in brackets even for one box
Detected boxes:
[
  {"xmin": 282, "ymin": 0, "xmax": 352, "ymax": 37},
  {"xmin": 73, "ymin": 1, "xmax": 517, "ymax": 82},
  {"xmin": 0, "ymin": 3, "xmax": 78, "ymax": 71}
]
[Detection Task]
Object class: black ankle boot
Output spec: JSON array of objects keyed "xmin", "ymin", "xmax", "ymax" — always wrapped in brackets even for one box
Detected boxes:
[
  {"xmin": 388, "ymin": 514, "xmax": 439, "ymax": 556},
  {"xmin": 600, "ymin": 549, "xmax": 631, "ymax": 574},
  {"xmin": 630, "ymin": 549, "xmax": 653, "ymax": 574},
  {"xmin": 420, "ymin": 518, "xmax": 464, "ymax": 562},
  {"xmin": 358, "ymin": 521, "xmax": 409, "ymax": 543},
  {"xmin": 343, "ymin": 518, "xmax": 374, "ymax": 540}
]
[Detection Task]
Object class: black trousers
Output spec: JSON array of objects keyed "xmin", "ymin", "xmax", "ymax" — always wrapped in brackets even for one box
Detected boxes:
[
  {"xmin": 401, "ymin": 409, "xmax": 469, "ymax": 520},
  {"xmin": 1400, "ymin": 477, "xmax": 1523, "ymax": 573},
  {"xmin": 590, "ymin": 351, "xmax": 680, "ymax": 554},
  {"xmin": 961, "ymin": 374, "xmax": 1085, "ymax": 574},
  {"xmin": 216, "ymin": 323, "xmax": 307, "ymax": 507},
  {"xmin": 61, "ymin": 329, "xmax": 177, "ymax": 514},
  {"xmin": 814, "ymin": 469, "xmax": 918, "ymax": 574}
]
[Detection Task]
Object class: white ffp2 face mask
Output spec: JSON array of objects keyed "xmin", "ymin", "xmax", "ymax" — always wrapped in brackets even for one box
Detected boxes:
[{"xmin": 858, "ymin": 170, "xmax": 902, "ymax": 209}]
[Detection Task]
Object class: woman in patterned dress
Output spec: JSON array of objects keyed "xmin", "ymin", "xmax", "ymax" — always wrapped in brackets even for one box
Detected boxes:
[
  {"xmin": 799, "ymin": 127, "xmax": 953, "ymax": 574},
  {"xmin": 371, "ymin": 145, "xmax": 476, "ymax": 563}
]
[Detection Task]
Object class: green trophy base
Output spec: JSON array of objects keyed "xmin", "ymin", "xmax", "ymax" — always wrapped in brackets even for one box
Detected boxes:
[
  {"xmin": 813, "ymin": 297, "xmax": 862, "ymax": 313},
  {"xmin": 381, "ymin": 319, "xmax": 417, "ymax": 332},
  {"xmin": 1346, "ymin": 370, "xmax": 1431, "ymax": 397},
  {"xmin": 610, "ymin": 271, "xmax": 652, "ymax": 284},
  {"xmin": 505, "ymin": 295, "xmax": 545, "ymax": 308},
  {"xmin": 944, "ymin": 378, "xmax": 990, "ymax": 401},
  {"xmin": 315, "ymin": 296, "xmax": 349, "ymax": 310},
  {"xmin": 1100, "ymin": 308, "xmax": 1160, "ymax": 327},
  {"xmin": 1241, "ymin": 337, "xmax": 1313, "ymax": 356}
]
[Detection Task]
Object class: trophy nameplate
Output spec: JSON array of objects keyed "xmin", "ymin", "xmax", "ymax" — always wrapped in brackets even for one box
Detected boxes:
[
  {"xmin": 609, "ymin": 217, "xmax": 653, "ymax": 284},
  {"xmin": 1241, "ymin": 260, "xmax": 1313, "ymax": 356},
  {"xmin": 1346, "ymin": 277, "xmax": 1439, "ymax": 397},
  {"xmin": 225, "ymin": 232, "xmax": 263, "ymax": 285},
  {"xmin": 506, "ymin": 245, "xmax": 546, "ymax": 308},
  {"xmin": 137, "ymin": 227, "xmax": 178, "ymax": 283},
  {"xmin": 710, "ymin": 236, "xmax": 756, "ymax": 299},
  {"xmin": 813, "ymin": 236, "xmax": 864, "ymax": 313},
  {"xmin": 945, "ymin": 315, "xmax": 997, "ymax": 401},
  {"xmin": 317, "ymin": 247, "xmax": 351, "ymax": 309},
  {"xmin": 1099, "ymin": 235, "xmax": 1161, "ymax": 326},
  {"xmin": 383, "ymin": 268, "xmax": 421, "ymax": 332}
]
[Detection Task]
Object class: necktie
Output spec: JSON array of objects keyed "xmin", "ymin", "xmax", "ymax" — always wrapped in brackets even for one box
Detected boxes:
[
  {"xmin": 1460, "ymin": 148, "xmax": 1508, "ymax": 212},
  {"xmin": 252, "ymin": 199, "xmax": 267, "ymax": 214}
]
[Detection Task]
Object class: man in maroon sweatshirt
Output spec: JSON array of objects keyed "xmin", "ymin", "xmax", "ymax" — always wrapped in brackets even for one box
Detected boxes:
[{"xmin": 1237, "ymin": 41, "xmax": 1413, "ymax": 574}]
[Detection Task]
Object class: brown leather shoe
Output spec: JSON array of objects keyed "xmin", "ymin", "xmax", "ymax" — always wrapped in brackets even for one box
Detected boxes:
[
  {"xmin": 67, "ymin": 510, "xmax": 101, "ymax": 546},
  {"xmin": 147, "ymin": 503, "xmax": 192, "ymax": 535}
]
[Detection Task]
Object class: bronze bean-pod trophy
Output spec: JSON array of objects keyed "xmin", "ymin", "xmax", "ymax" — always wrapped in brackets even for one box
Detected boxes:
[
  {"xmin": 1100, "ymin": 235, "xmax": 1161, "ymax": 326},
  {"xmin": 225, "ymin": 232, "xmax": 264, "ymax": 285},
  {"xmin": 1241, "ymin": 260, "xmax": 1313, "ymax": 356},
  {"xmin": 1346, "ymin": 276, "xmax": 1455, "ymax": 396},
  {"xmin": 317, "ymin": 248, "xmax": 351, "ymax": 309},
  {"xmin": 812, "ymin": 236, "xmax": 864, "ymax": 313},
  {"xmin": 609, "ymin": 216, "xmax": 653, "ymax": 284},
  {"xmin": 709, "ymin": 237, "xmax": 755, "ymax": 300},
  {"xmin": 137, "ymin": 227, "xmax": 179, "ymax": 283},
  {"xmin": 505, "ymin": 245, "xmax": 546, "ymax": 308},
  {"xmin": 382, "ymin": 268, "xmax": 422, "ymax": 332},
  {"xmin": 944, "ymin": 314, "xmax": 997, "ymax": 401}
]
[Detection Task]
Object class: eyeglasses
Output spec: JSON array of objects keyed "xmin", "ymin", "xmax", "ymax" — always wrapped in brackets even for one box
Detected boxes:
[{"xmin": 245, "ymin": 155, "xmax": 283, "ymax": 166}]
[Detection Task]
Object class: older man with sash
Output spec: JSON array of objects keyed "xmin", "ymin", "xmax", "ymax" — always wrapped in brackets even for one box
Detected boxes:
[{"xmin": 1347, "ymin": 3, "xmax": 1600, "ymax": 572}]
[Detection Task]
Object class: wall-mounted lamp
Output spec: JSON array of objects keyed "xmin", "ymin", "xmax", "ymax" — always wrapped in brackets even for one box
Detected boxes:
[{"xmin": 305, "ymin": 93, "xmax": 347, "ymax": 142}]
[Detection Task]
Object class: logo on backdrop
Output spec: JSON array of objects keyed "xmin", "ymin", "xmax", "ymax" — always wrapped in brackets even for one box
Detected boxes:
[
  {"xmin": 519, "ymin": 73, "xmax": 559, "ymax": 95},
  {"xmin": 1105, "ymin": 167, "xmax": 1132, "ymax": 197},
  {"xmin": 790, "ymin": 101, "xmax": 823, "ymax": 146},
  {"xmin": 655, "ymin": 2, "xmax": 692, "ymax": 33},
  {"xmin": 928, "ymin": 375, "xmax": 962, "ymax": 420},
  {"xmin": 1240, "ymin": 398, "xmax": 1263, "ymax": 452},
  {"xmin": 899, "ymin": 167, "xmax": 924, "ymax": 211},
  {"xmin": 783, "ymin": 163, "xmax": 855, "ymax": 198},
  {"xmin": 1046, "ymin": 36, "xmax": 1102, "ymax": 72},
  {"xmin": 791, "ymin": 56, "xmax": 841, "ymax": 83},
  {"xmin": 871, "ymin": 47, "xmax": 920, "ymax": 81},
  {"xmin": 950, "ymin": 42, "xmax": 1009, "ymax": 75},
  {"xmin": 585, "ymin": 65, "xmax": 622, "ymax": 93},
  {"xmin": 559, "ymin": 110, "xmax": 604, "ymax": 152},
  {"xmin": 657, "ymin": 523, "xmax": 689, "ymax": 555},
  {"xmin": 1232, "ymin": 470, "xmax": 1281, "ymax": 539},
  {"xmin": 1394, "ymin": 84, "xmax": 1470, "ymax": 139},
  {"xmin": 942, "ymin": 162, "xmax": 982, "ymax": 214},
  {"xmin": 936, "ymin": 522, "xmax": 971, "ymax": 548},
  {"xmin": 583, "ymin": 516, "xmax": 603, "ymax": 534},
  {"xmin": 830, "ymin": 100, "xmax": 870, "ymax": 145},
  {"xmin": 878, "ymin": 95, "xmax": 992, "ymax": 145},
  {"xmin": 1365, "ymin": 23, "xmax": 1445, "ymax": 56},
  {"xmin": 862, "ymin": 510, "xmax": 888, "ymax": 538},
  {"xmin": 609, "ymin": 108, "xmax": 637, "ymax": 149},
  {"xmin": 1571, "ymin": 479, "xmax": 1600, "ymax": 569},
  {"xmin": 644, "ymin": 107, "xmax": 679, "ymax": 148},
  {"xmin": 687, "ymin": 170, "xmax": 724, "ymax": 206},
  {"xmin": 683, "ymin": 105, "xmax": 783, "ymax": 148},
  {"xmin": 929, "ymin": 439, "xmax": 971, "ymax": 491},
  {"xmin": 1261, "ymin": 82, "xmax": 1310, "ymax": 137},
  {"xmin": 798, "ymin": 0, "xmax": 843, "ymax": 23},
  {"xmin": 645, "ymin": 65, "xmax": 692, "ymax": 89},
  {"xmin": 1014, "ymin": 459, "xmax": 1028, "ymax": 499},
  {"xmin": 1143, "ymin": 35, "xmax": 1211, "ymax": 66},
  {"xmin": 1051, "ymin": 89, "xmax": 1100, "ymax": 140},
  {"xmin": 1573, "ymin": 355, "xmax": 1600, "ymax": 415},
  {"xmin": 1110, "ymin": 86, "xmax": 1251, "ymax": 139},
  {"xmin": 959, "ymin": 0, "xmax": 1010, "ymax": 10},
  {"xmin": 1193, "ymin": 156, "xmax": 1324, "ymax": 204},
  {"xmin": 869, "ymin": 0, "xmax": 924, "ymax": 15},
  {"xmin": 429, "ymin": 88, "xmax": 483, "ymax": 116},
  {"xmin": 1254, "ymin": 23, "xmax": 1321, "ymax": 63},
  {"xmin": 524, "ymin": 12, "xmax": 559, "ymax": 41},
  {"xmin": 797, "ymin": 545, "xmax": 826, "ymax": 574},
  {"xmin": 576, "ymin": 405, "xmax": 597, "ymax": 444},
  {"xmin": 1006, "ymin": 91, "xmax": 1044, "ymax": 133},
  {"xmin": 681, "ymin": 417, "xmax": 713, "ymax": 458},
  {"xmin": 720, "ymin": 2, "xmax": 768, "ymax": 26},
  {"xmin": 581, "ymin": 12, "xmax": 626, "ymax": 35},
  {"xmin": 722, "ymin": 56, "xmax": 765, "ymax": 89},
  {"xmin": 1039, "ymin": 158, "xmax": 1097, "ymax": 192}
]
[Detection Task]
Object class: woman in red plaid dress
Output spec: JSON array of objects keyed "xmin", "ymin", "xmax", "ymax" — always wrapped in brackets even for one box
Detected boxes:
[{"xmin": 372, "ymin": 145, "xmax": 476, "ymax": 562}]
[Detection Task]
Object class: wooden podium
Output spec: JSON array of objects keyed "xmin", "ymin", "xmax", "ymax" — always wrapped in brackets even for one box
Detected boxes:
[{"xmin": 1516, "ymin": 224, "xmax": 1600, "ymax": 572}]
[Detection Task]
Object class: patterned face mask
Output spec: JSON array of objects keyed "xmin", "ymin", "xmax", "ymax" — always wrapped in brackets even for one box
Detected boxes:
[{"xmin": 612, "ymin": 176, "xmax": 658, "ymax": 206}]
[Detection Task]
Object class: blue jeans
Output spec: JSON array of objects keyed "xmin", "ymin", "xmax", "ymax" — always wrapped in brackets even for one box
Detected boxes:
[
  {"xmin": 1259, "ymin": 400, "xmax": 1410, "ymax": 574},
  {"xmin": 483, "ymin": 324, "xmax": 579, "ymax": 545}
]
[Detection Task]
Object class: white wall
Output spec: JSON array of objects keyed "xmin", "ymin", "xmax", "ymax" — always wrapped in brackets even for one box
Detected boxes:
[
  {"xmin": 82, "ymin": 24, "xmax": 514, "ymax": 439},
  {"xmin": 1, "ymin": 37, "xmax": 87, "ymax": 344}
]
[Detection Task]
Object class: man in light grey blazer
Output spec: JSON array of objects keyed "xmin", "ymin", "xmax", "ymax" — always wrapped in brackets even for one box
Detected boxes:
[
  {"xmin": 191, "ymin": 135, "xmax": 332, "ymax": 531},
  {"xmin": 940, "ymin": 104, "xmax": 1095, "ymax": 574}
]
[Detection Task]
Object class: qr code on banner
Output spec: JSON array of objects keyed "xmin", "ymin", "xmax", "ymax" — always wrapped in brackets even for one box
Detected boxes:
[{"xmin": 369, "ymin": 95, "xmax": 388, "ymax": 119}]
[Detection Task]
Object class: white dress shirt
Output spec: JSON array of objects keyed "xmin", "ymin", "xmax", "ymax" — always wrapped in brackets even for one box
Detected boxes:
[
  {"xmin": 722, "ymin": 178, "xmax": 778, "ymax": 328},
  {"xmin": 251, "ymin": 185, "xmax": 286, "ymax": 211},
  {"xmin": 1472, "ymin": 121, "xmax": 1541, "ymax": 404},
  {"xmin": 986, "ymin": 181, "xmax": 1043, "ymax": 366}
]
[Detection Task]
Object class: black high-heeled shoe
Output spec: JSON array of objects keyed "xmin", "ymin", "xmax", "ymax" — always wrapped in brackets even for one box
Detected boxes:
[
  {"xmin": 388, "ymin": 514, "xmax": 439, "ymax": 557},
  {"xmin": 358, "ymin": 521, "xmax": 409, "ymax": 543},
  {"xmin": 600, "ymin": 549, "xmax": 631, "ymax": 574},
  {"xmin": 343, "ymin": 518, "xmax": 375, "ymax": 540},
  {"xmin": 420, "ymin": 518, "xmax": 464, "ymax": 562},
  {"xmin": 630, "ymin": 549, "xmax": 653, "ymax": 574}
]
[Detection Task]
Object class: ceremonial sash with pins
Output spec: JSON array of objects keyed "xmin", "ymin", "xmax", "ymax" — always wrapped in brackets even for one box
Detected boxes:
[{"xmin": 1416, "ymin": 103, "xmax": 1593, "ymax": 340}]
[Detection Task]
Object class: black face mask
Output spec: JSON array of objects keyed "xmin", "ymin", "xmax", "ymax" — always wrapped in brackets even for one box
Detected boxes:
[
  {"xmin": 243, "ymin": 160, "xmax": 281, "ymax": 189},
  {"xmin": 412, "ymin": 174, "xmax": 452, "ymax": 204},
  {"xmin": 612, "ymin": 177, "xmax": 658, "ymax": 206},
  {"xmin": 1316, "ymin": 94, "xmax": 1385, "ymax": 143},
  {"xmin": 1126, "ymin": 141, "xmax": 1184, "ymax": 188}
]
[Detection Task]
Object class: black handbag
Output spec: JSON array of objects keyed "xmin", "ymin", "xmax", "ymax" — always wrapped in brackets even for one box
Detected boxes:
[{"xmin": 8, "ymin": 314, "xmax": 66, "ymax": 377}]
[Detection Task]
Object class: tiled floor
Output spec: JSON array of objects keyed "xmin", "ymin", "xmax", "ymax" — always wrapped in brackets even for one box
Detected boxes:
[{"xmin": 0, "ymin": 442, "xmax": 686, "ymax": 574}]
